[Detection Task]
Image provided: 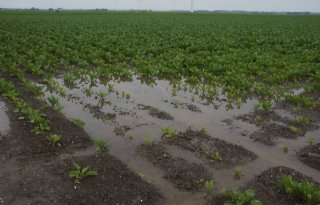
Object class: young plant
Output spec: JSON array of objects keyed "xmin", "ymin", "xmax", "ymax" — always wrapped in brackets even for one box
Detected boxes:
[
  {"xmin": 93, "ymin": 139, "xmax": 108, "ymax": 152},
  {"xmin": 47, "ymin": 96, "xmax": 63, "ymax": 112},
  {"xmin": 161, "ymin": 127, "xmax": 177, "ymax": 139},
  {"xmin": 307, "ymin": 136, "xmax": 316, "ymax": 145},
  {"xmin": 288, "ymin": 126, "xmax": 299, "ymax": 134},
  {"xmin": 223, "ymin": 189, "xmax": 262, "ymax": 205},
  {"xmin": 295, "ymin": 116, "xmax": 310, "ymax": 126},
  {"xmin": 144, "ymin": 136, "xmax": 153, "ymax": 146},
  {"xmin": 47, "ymin": 134, "xmax": 61, "ymax": 146},
  {"xmin": 70, "ymin": 118, "xmax": 86, "ymax": 128},
  {"xmin": 204, "ymin": 180, "xmax": 215, "ymax": 197},
  {"xmin": 233, "ymin": 167, "xmax": 244, "ymax": 180},
  {"xmin": 68, "ymin": 163, "xmax": 98, "ymax": 184},
  {"xmin": 96, "ymin": 91, "xmax": 108, "ymax": 105},
  {"xmin": 200, "ymin": 126, "xmax": 208, "ymax": 134},
  {"xmin": 213, "ymin": 151, "xmax": 223, "ymax": 162},
  {"xmin": 279, "ymin": 175, "xmax": 320, "ymax": 205},
  {"xmin": 283, "ymin": 145, "xmax": 289, "ymax": 153}
]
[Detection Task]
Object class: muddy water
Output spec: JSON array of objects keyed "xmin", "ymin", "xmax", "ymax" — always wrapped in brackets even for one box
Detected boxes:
[
  {"xmin": 40, "ymin": 76, "xmax": 320, "ymax": 205},
  {"xmin": 0, "ymin": 100, "xmax": 10, "ymax": 137}
]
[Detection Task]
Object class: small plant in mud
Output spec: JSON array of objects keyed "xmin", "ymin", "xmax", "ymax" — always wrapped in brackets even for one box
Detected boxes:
[
  {"xmin": 47, "ymin": 96, "xmax": 63, "ymax": 112},
  {"xmin": 203, "ymin": 180, "xmax": 215, "ymax": 197},
  {"xmin": 47, "ymin": 134, "xmax": 61, "ymax": 146},
  {"xmin": 254, "ymin": 100, "xmax": 272, "ymax": 113},
  {"xmin": 70, "ymin": 118, "xmax": 86, "ymax": 128},
  {"xmin": 144, "ymin": 136, "xmax": 153, "ymax": 146},
  {"xmin": 93, "ymin": 139, "xmax": 108, "ymax": 152},
  {"xmin": 107, "ymin": 83, "xmax": 114, "ymax": 92},
  {"xmin": 63, "ymin": 73, "xmax": 77, "ymax": 87},
  {"xmin": 191, "ymin": 95, "xmax": 195, "ymax": 102},
  {"xmin": 233, "ymin": 167, "xmax": 244, "ymax": 180},
  {"xmin": 200, "ymin": 126, "xmax": 208, "ymax": 134},
  {"xmin": 307, "ymin": 136, "xmax": 316, "ymax": 145},
  {"xmin": 172, "ymin": 99, "xmax": 180, "ymax": 108},
  {"xmin": 125, "ymin": 93, "xmax": 131, "ymax": 100},
  {"xmin": 283, "ymin": 145, "xmax": 289, "ymax": 153},
  {"xmin": 295, "ymin": 116, "xmax": 310, "ymax": 126},
  {"xmin": 279, "ymin": 175, "xmax": 320, "ymax": 205},
  {"xmin": 212, "ymin": 151, "xmax": 223, "ymax": 162},
  {"xmin": 288, "ymin": 126, "xmax": 299, "ymax": 134},
  {"xmin": 284, "ymin": 94, "xmax": 313, "ymax": 107},
  {"xmin": 96, "ymin": 91, "xmax": 108, "ymax": 105},
  {"xmin": 161, "ymin": 127, "xmax": 177, "ymax": 139},
  {"xmin": 83, "ymin": 86, "xmax": 92, "ymax": 96},
  {"xmin": 68, "ymin": 163, "xmax": 98, "ymax": 184},
  {"xmin": 222, "ymin": 188, "xmax": 262, "ymax": 205}
]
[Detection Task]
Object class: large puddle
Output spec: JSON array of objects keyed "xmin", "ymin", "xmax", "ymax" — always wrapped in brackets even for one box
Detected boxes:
[
  {"xmin": 39, "ymin": 76, "xmax": 320, "ymax": 205},
  {"xmin": 0, "ymin": 99, "xmax": 10, "ymax": 137}
]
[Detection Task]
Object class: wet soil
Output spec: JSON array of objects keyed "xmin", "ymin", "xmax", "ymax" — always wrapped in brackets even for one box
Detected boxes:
[
  {"xmin": 163, "ymin": 129, "xmax": 257, "ymax": 169},
  {"xmin": 237, "ymin": 110, "xmax": 318, "ymax": 145},
  {"xmin": 209, "ymin": 166, "xmax": 320, "ymax": 205},
  {"xmin": 298, "ymin": 143, "xmax": 320, "ymax": 171},
  {"xmin": 0, "ymin": 74, "xmax": 163, "ymax": 205},
  {"xmin": 138, "ymin": 104, "xmax": 174, "ymax": 120},
  {"xmin": 137, "ymin": 143, "xmax": 211, "ymax": 192}
]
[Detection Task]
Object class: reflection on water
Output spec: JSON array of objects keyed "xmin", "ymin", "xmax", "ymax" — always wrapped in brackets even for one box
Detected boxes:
[{"xmin": 0, "ymin": 100, "xmax": 10, "ymax": 137}]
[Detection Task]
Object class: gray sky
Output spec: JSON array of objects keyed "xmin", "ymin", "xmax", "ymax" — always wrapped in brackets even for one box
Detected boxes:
[{"xmin": 1, "ymin": 0, "xmax": 320, "ymax": 12}]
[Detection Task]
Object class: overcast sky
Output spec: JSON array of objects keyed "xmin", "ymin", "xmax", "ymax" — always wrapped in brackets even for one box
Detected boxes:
[{"xmin": 1, "ymin": 0, "xmax": 320, "ymax": 12}]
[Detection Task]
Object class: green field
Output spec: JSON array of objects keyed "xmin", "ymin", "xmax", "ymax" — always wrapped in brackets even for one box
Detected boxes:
[{"xmin": 0, "ymin": 11, "xmax": 320, "ymax": 205}]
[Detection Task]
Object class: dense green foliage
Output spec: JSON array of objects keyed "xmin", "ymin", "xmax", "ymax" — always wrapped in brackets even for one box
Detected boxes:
[
  {"xmin": 0, "ymin": 11, "xmax": 320, "ymax": 104},
  {"xmin": 280, "ymin": 175, "xmax": 320, "ymax": 205}
]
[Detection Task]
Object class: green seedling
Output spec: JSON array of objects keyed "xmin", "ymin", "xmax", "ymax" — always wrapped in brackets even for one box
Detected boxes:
[
  {"xmin": 47, "ymin": 134, "xmax": 61, "ymax": 146},
  {"xmin": 161, "ymin": 127, "xmax": 177, "ymax": 139},
  {"xmin": 93, "ymin": 139, "xmax": 108, "ymax": 152},
  {"xmin": 213, "ymin": 151, "xmax": 223, "ymax": 162},
  {"xmin": 70, "ymin": 118, "xmax": 86, "ymax": 128},
  {"xmin": 279, "ymin": 175, "xmax": 320, "ymax": 205},
  {"xmin": 96, "ymin": 91, "xmax": 108, "ymax": 105},
  {"xmin": 68, "ymin": 163, "xmax": 98, "ymax": 184},
  {"xmin": 254, "ymin": 100, "xmax": 272, "ymax": 113},
  {"xmin": 204, "ymin": 180, "xmax": 215, "ymax": 197},
  {"xmin": 83, "ymin": 86, "xmax": 92, "ymax": 96},
  {"xmin": 200, "ymin": 126, "xmax": 208, "ymax": 134},
  {"xmin": 125, "ymin": 93, "xmax": 131, "ymax": 100},
  {"xmin": 191, "ymin": 95, "xmax": 195, "ymax": 102},
  {"xmin": 223, "ymin": 188, "xmax": 262, "ymax": 205},
  {"xmin": 295, "ymin": 116, "xmax": 310, "ymax": 126},
  {"xmin": 288, "ymin": 126, "xmax": 299, "ymax": 134},
  {"xmin": 144, "ymin": 136, "xmax": 153, "ymax": 146},
  {"xmin": 283, "ymin": 145, "xmax": 289, "ymax": 153},
  {"xmin": 233, "ymin": 167, "xmax": 244, "ymax": 180},
  {"xmin": 307, "ymin": 136, "xmax": 316, "ymax": 145},
  {"xmin": 47, "ymin": 96, "xmax": 63, "ymax": 112}
]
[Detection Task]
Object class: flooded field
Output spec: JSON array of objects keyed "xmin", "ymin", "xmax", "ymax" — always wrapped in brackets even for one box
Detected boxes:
[
  {"xmin": 35, "ymin": 75, "xmax": 319, "ymax": 205},
  {"xmin": 1, "ymin": 11, "xmax": 320, "ymax": 205}
]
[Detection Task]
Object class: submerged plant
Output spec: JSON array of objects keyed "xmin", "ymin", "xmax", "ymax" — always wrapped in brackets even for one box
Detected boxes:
[
  {"xmin": 161, "ymin": 127, "xmax": 177, "ymax": 139},
  {"xmin": 47, "ymin": 96, "xmax": 63, "ymax": 112},
  {"xmin": 307, "ymin": 136, "xmax": 316, "ymax": 145},
  {"xmin": 70, "ymin": 118, "xmax": 86, "ymax": 128},
  {"xmin": 233, "ymin": 167, "xmax": 244, "ymax": 180},
  {"xmin": 93, "ymin": 139, "xmax": 108, "ymax": 152},
  {"xmin": 283, "ymin": 145, "xmax": 289, "ymax": 153},
  {"xmin": 96, "ymin": 91, "xmax": 108, "ymax": 105},
  {"xmin": 68, "ymin": 163, "xmax": 98, "ymax": 184},
  {"xmin": 144, "ymin": 136, "xmax": 153, "ymax": 146}
]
